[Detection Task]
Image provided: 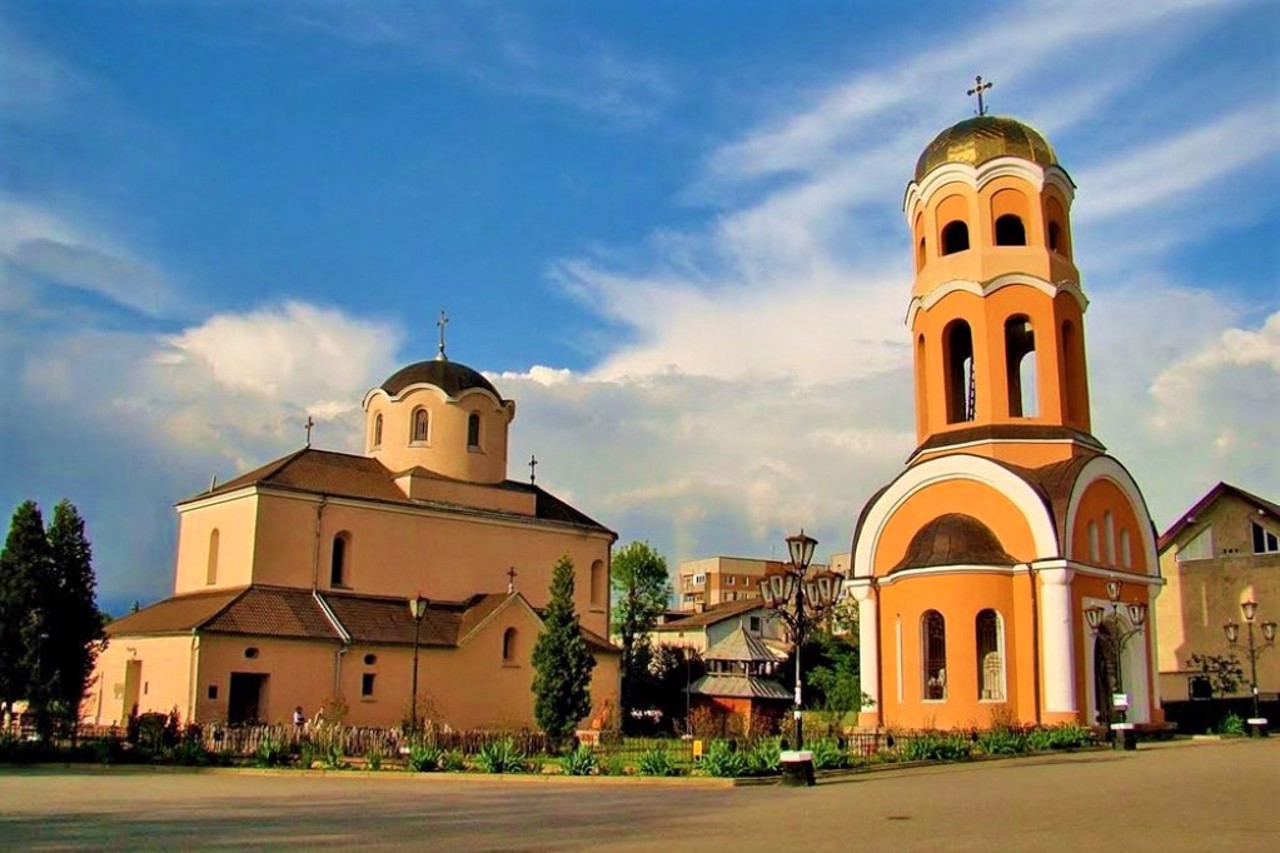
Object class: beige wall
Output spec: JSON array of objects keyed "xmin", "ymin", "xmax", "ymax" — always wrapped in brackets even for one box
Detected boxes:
[
  {"xmin": 1156, "ymin": 493, "xmax": 1280, "ymax": 701},
  {"xmin": 173, "ymin": 492, "xmax": 258, "ymax": 595},
  {"xmin": 194, "ymin": 634, "xmax": 339, "ymax": 725},
  {"xmin": 84, "ymin": 634, "xmax": 197, "ymax": 726},
  {"xmin": 367, "ymin": 386, "xmax": 514, "ymax": 485}
]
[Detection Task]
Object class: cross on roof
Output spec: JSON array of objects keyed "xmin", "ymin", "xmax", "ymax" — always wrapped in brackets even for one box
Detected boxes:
[
  {"xmin": 967, "ymin": 75, "xmax": 993, "ymax": 116},
  {"xmin": 304, "ymin": 415, "xmax": 315, "ymax": 447},
  {"xmin": 506, "ymin": 566, "xmax": 518, "ymax": 594},
  {"xmin": 435, "ymin": 310, "xmax": 449, "ymax": 362},
  {"xmin": 528, "ymin": 454, "xmax": 538, "ymax": 484}
]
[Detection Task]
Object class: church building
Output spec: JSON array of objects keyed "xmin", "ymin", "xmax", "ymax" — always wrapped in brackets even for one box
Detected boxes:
[
  {"xmin": 848, "ymin": 106, "xmax": 1163, "ymax": 731},
  {"xmin": 85, "ymin": 334, "xmax": 620, "ymax": 730}
]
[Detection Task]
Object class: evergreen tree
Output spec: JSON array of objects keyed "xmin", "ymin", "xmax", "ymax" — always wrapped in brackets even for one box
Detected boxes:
[
  {"xmin": 609, "ymin": 541, "xmax": 671, "ymax": 725},
  {"xmin": 0, "ymin": 501, "xmax": 50, "ymax": 716},
  {"xmin": 46, "ymin": 500, "xmax": 104, "ymax": 722},
  {"xmin": 531, "ymin": 555, "xmax": 596, "ymax": 746}
]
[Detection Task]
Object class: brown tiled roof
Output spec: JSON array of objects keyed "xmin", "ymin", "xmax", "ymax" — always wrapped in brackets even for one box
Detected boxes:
[
  {"xmin": 891, "ymin": 513, "xmax": 1018, "ymax": 572},
  {"xmin": 997, "ymin": 454, "xmax": 1095, "ymax": 548},
  {"xmin": 908, "ymin": 424, "xmax": 1105, "ymax": 462},
  {"xmin": 1158, "ymin": 482, "xmax": 1280, "ymax": 552},
  {"xmin": 202, "ymin": 586, "xmax": 343, "ymax": 640},
  {"xmin": 181, "ymin": 448, "xmax": 613, "ymax": 536},
  {"xmin": 322, "ymin": 591, "xmax": 475, "ymax": 646},
  {"xmin": 652, "ymin": 598, "xmax": 762, "ymax": 631},
  {"xmin": 105, "ymin": 587, "xmax": 246, "ymax": 637}
]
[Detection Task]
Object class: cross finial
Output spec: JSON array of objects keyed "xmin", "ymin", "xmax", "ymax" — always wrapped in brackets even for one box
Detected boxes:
[
  {"xmin": 304, "ymin": 415, "xmax": 315, "ymax": 447},
  {"xmin": 967, "ymin": 75, "xmax": 993, "ymax": 116},
  {"xmin": 435, "ymin": 310, "xmax": 449, "ymax": 362},
  {"xmin": 506, "ymin": 566, "xmax": 518, "ymax": 594},
  {"xmin": 528, "ymin": 454, "xmax": 538, "ymax": 484}
]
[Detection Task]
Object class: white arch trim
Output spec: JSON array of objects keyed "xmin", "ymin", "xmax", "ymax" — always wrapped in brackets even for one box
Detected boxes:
[
  {"xmin": 905, "ymin": 274, "xmax": 1088, "ymax": 328},
  {"xmin": 1063, "ymin": 456, "xmax": 1159, "ymax": 577},
  {"xmin": 361, "ymin": 383, "xmax": 508, "ymax": 411},
  {"xmin": 852, "ymin": 454, "xmax": 1059, "ymax": 578},
  {"xmin": 903, "ymin": 159, "xmax": 1076, "ymax": 222}
]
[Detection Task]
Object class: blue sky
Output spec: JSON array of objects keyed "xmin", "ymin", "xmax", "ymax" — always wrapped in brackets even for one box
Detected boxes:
[{"xmin": 3, "ymin": 0, "xmax": 1278, "ymax": 615}]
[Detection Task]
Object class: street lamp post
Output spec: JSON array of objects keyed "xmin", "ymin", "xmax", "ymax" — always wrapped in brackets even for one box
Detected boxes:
[
  {"xmin": 757, "ymin": 530, "xmax": 844, "ymax": 786},
  {"xmin": 1224, "ymin": 598, "xmax": 1277, "ymax": 737},
  {"xmin": 408, "ymin": 594, "xmax": 429, "ymax": 732},
  {"xmin": 1084, "ymin": 578, "xmax": 1148, "ymax": 751}
]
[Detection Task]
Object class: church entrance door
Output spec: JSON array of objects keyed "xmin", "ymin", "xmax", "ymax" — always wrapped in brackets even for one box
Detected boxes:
[
  {"xmin": 1092, "ymin": 626, "xmax": 1118, "ymax": 727},
  {"xmin": 228, "ymin": 673, "xmax": 267, "ymax": 724}
]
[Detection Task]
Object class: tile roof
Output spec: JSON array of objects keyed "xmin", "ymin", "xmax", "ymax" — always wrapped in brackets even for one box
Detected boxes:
[
  {"xmin": 1157, "ymin": 482, "xmax": 1280, "ymax": 552},
  {"xmin": 908, "ymin": 424, "xmax": 1104, "ymax": 462},
  {"xmin": 651, "ymin": 597, "xmax": 764, "ymax": 631},
  {"xmin": 202, "ymin": 586, "xmax": 343, "ymax": 640},
  {"xmin": 182, "ymin": 448, "xmax": 613, "ymax": 535},
  {"xmin": 891, "ymin": 513, "xmax": 1018, "ymax": 571},
  {"xmin": 105, "ymin": 587, "xmax": 246, "ymax": 637}
]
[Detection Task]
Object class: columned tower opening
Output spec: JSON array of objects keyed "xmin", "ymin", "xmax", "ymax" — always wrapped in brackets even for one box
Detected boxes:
[
  {"xmin": 943, "ymin": 320, "xmax": 975, "ymax": 423},
  {"xmin": 1004, "ymin": 316, "xmax": 1037, "ymax": 418}
]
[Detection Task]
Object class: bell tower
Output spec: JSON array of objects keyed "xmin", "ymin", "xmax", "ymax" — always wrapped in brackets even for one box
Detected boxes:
[{"xmin": 905, "ymin": 114, "xmax": 1094, "ymax": 467}]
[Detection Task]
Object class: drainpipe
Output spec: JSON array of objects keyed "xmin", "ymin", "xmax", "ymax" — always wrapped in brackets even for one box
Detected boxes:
[
  {"xmin": 311, "ymin": 496, "xmax": 328, "ymax": 590},
  {"xmin": 1028, "ymin": 563, "xmax": 1042, "ymax": 725},
  {"xmin": 187, "ymin": 631, "xmax": 201, "ymax": 723}
]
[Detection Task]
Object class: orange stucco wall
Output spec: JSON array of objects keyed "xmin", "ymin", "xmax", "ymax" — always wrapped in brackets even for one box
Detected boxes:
[
  {"xmin": 1069, "ymin": 479, "xmax": 1148, "ymax": 572},
  {"xmin": 874, "ymin": 571, "xmax": 1034, "ymax": 729},
  {"xmin": 872, "ymin": 480, "xmax": 1037, "ymax": 574}
]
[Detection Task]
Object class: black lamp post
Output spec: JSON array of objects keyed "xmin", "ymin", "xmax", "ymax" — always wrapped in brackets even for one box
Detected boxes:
[
  {"xmin": 757, "ymin": 529, "xmax": 843, "ymax": 786},
  {"xmin": 1084, "ymin": 578, "xmax": 1148, "ymax": 751},
  {"xmin": 1224, "ymin": 598, "xmax": 1277, "ymax": 737},
  {"xmin": 408, "ymin": 593, "xmax": 428, "ymax": 731}
]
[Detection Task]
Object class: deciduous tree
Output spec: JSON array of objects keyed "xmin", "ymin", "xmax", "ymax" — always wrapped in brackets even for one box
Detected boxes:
[{"xmin": 610, "ymin": 541, "xmax": 671, "ymax": 724}]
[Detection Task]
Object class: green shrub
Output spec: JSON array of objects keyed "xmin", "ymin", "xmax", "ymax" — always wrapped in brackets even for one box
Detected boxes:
[
  {"xmin": 364, "ymin": 746, "xmax": 383, "ymax": 771},
  {"xmin": 636, "ymin": 744, "xmax": 679, "ymax": 777},
  {"xmin": 298, "ymin": 741, "xmax": 317, "ymax": 769},
  {"xmin": 1219, "ymin": 713, "xmax": 1246, "ymax": 736},
  {"xmin": 254, "ymin": 736, "xmax": 288, "ymax": 768},
  {"xmin": 1025, "ymin": 723, "xmax": 1094, "ymax": 751},
  {"xmin": 475, "ymin": 737, "xmax": 526, "ymax": 774},
  {"xmin": 977, "ymin": 727, "xmax": 1028, "ymax": 755},
  {"xmin": 701, "ymin": 740, "xmax": 748, "ymax": 778},
  {"xmin": 809, "ymin": 738, "xmax": 850, "ymax": 770},
  {"xmin": 440, "ymin": 749, "xmax": 466, "ymax": 772},
  {"xmin": 407, "ymin": 743, "xmax": 443, "ymax": 772},
  {"xmin": 899, "ymin": 731, "xmax": 971, "ymax": 762},
  {"xmin": 600, "ymin": 756, "xmax": 627, "ymax": 776},
  {"xmin": 323, "ymin": 741, "xmax": 349, "ymax": 770},
  {"xmin": 747, "ymin": 738, "xmax": 782, "ymax": 775},
  {"xmin": 559, "ymin": 745, "xmax": 598, "ymax": 776},
  {"xmin": 174, "ymin": 738, "xmax": 209, "ymax": 766},
  {"xmin": 92, "ymin": 737, "xmax": 116, "ymax": 765}
]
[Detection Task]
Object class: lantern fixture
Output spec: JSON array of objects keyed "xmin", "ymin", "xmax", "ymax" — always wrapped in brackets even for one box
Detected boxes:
[
  {"xmin": 1085, "ymin": 606, "xmax": 1105, "ymax": 630},
  {"xmin": 1241, "ymin": 600, "xmax": 1258, "ymax": 623},
  {"xmin": 786, "ymin": 530, "xmax": 818, "ymax": 576},
  {"xmin": 1224, "ymin": 622, "xmax": 1240, "ymax": 644},
  {"xmin": 1263, "ymin": 621, "xmax": 1278, "ymax": 644}
]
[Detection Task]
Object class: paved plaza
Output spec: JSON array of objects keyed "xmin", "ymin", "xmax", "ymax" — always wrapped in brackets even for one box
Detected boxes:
[{"xmin": 1, "ymin": 739, "xmax": 1277, "ymax": 851}]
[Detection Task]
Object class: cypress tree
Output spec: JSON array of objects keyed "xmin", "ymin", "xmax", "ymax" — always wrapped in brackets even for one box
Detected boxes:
[
  {"xmin": 531, "ymin": 555, "xmax": 596, "ymax": 747},
  {"xmin": 46, "ymin": 500, "xmax": 103, "ymax": 722},
  {"xmin": 0, "ymin": 501, "xmax": 50, "ymax": 718}
]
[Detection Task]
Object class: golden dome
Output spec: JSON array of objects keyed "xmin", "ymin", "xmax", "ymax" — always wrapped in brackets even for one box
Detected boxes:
[{"xmin": 914, "ymin": 115, "xmax": 1057, "ymax": 182}]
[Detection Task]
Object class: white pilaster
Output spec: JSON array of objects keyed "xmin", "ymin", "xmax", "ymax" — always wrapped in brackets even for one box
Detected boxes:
[
  {"xmin": 1039, "ymin": 567, "xmax": 1077, "ymax": 714},
  {"xmin": 851, "ymin": 582, "xmax": 879, "ymax": 709}
]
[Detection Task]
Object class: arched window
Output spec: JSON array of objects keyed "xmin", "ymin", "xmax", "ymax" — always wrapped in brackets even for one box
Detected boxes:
[
  {"xmin": 1087, "ymin": 520, "xmax": 1100, "ymax": 563},
  {"xmin": 467, "ymin": 413, "xmax": 481, "ymax": 450},
  {"xmin": 411, "ymin": 407, "xmax": 429, "ymax": 444},
  {"xmin": 1004, "ymin": 315, "xmax": 1038, "ymax": 418},
  {"xmin": 206, "ymin": 529, "xmax": 220, "ymax": 585},
  {"xmin": 994, "ymin": 214, "xmax": 1026, "ymax": 246},
  {"xmin": 915, "ymin": 334, "xmax": 929, "ymax": 429},
  {"xmin": 331, "ymin": 532, "xmax": 350, "ymax": 587},
  {"xmin": 916, "ymin": 237, "xmax": 926, "ymax": 271},
  {"xmin": 943, "ymin": 320, "xmax": 975, "ymax": 424},
  {"xmin": 590, "ymin": 560, "xmax": 606, "ymax": 609},
  {"xmin": 1048, "ymin": 221, "xmax": 1062, "ymax": 253},
  {"xmin": 921, "ymin": 610, "xmax": 947, "ymax": 701},
  {"xmin": 976, "ymin": 609, "xmax": 1005, "ymax": 701},
  {"xmin": 372, "ymin": 413, "xmax": 383, "ymax": 450},
  {"xmin": 1120, "ymin": 529, "xmax": 1133, "ymax": 569},
  {"xmin": 1045, "ymin": 196, "xmax": 1070, "ymax": 257},
  {"xmin": 1104, "ymin": 511, "xmax": 1116, "ymax": 565},
  {"xmin": 941, "ymin": 221, "xmax": 970, "ymax": 255},
  {"xmin": 502, "ymin": 627, "xmax": 517, "ymax": 664},
  {"xmin": 1061, "ymin": 319, "xmax": 1087, "ymax": 426}
]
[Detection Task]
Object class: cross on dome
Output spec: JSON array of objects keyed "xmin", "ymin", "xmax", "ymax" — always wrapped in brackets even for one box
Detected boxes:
[
  {"xmin": 967, "ymin": 75, "xmax": 993, "ymax": 116},
  {"xmin": 435, "ymin": 309, "xmax": 449, "ymax": 362}
]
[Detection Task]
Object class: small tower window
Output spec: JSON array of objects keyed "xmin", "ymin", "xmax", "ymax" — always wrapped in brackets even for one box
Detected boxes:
[
  {"xmin": 467, "ymin": 413, "xmax": 481, "ymax": 450},
  {"xmin": 1004, "ymin": 315, "xmax": 1037, "ymax": 418},
  {"xmin": 943, "ymin": 320, "xmax": 975, "ymax": 424},
  {"xmin": 922, "ymin": 610, "xmax": 947, "ymax": 701},
  {"xmin": 502, "ymin": 627, "xmax": 517, "ymax": 664},
  {"xmin": 1048, "ymin": 221, "xmax": 1062, "ymax": 252},
  {"xmin": 411, "ymin": 407, "xmax": 429, "ymax": 444},
  {"xmin": 331, "ymin": 532, "xmax": 350, "ymax": 587},
  {"xmin": 206, "ymin": 529, "xmax": 220, "ymax": 586},
  {"xmin": 916, "ymin": 237, "xmax": 926, "ymax": 271},
  {"xmin": 372, "ymin": 413, "xmax": 383, "ymax": 450},
  {"xmin": 994, "ymin": 214, "xmax": 1026, "ymax": 246},
  {"xmin": 941, "ymin": 221, "xmax": 970, "ymax": 255}
]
